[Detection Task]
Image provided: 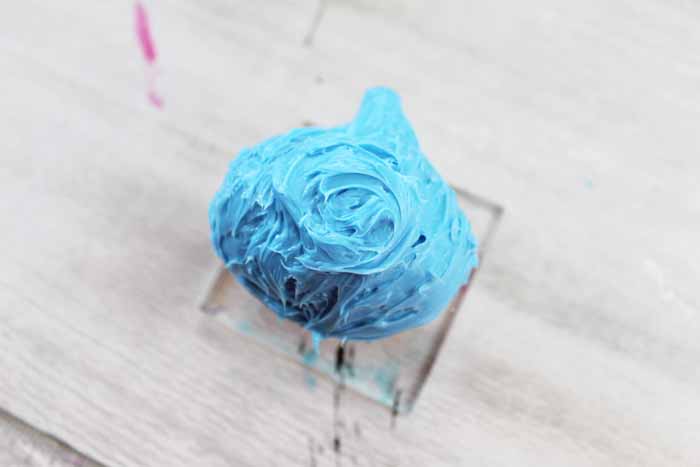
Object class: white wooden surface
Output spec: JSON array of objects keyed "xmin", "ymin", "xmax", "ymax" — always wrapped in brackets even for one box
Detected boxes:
[
  {"xmin": 0, "ymin": 409, "xmax": 104, "ymax": 467},
  {"xmin": 2, "ymin": 0, "xmax": 700, "ymax": 466}
]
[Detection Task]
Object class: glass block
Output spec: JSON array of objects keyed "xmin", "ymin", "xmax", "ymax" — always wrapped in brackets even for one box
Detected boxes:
[{"xmin": 201, "ymin": 187, "xmax": 502, "ymax": 414}]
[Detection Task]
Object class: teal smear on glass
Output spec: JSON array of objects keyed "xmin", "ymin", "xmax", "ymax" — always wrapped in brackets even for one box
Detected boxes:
[{"xmin": 373, "ymin": 363, "xmax": 400, "ymax": 404}]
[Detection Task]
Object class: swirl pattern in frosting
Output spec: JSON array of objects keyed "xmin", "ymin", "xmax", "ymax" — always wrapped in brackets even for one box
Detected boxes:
[{"xmin": 209, "ymin": 87, "xmax": 478, "ymax": 341}]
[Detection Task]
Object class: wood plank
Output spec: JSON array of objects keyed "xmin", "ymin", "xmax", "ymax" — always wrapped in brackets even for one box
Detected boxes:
[
  {"xmin": 1, "ymin": 0, "xmax": 699, "ymax": 466},
  {"xmin": 0, "ymin": 409, "xmax": 104, "ymax": 467}
]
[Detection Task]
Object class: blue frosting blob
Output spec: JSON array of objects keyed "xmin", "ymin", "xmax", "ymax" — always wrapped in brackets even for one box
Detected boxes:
[{"xmin": 209, "ymin": 88, "xmax": 478, "ymax": 341}]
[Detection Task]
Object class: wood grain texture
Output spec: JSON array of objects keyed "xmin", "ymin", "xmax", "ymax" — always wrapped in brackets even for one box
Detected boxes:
[
  {"xmin": 0, "ymin": 409, "xmax": 104, "ymax": 467},
  {"xmin": 1, "ymin": 0, "xmax": 700, "ymax": 466}
]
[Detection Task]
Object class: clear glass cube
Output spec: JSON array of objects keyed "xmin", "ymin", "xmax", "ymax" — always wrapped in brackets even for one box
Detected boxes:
[{"xmin": 201, "ymin": 187, "xmax": 502, "ymax": 413}]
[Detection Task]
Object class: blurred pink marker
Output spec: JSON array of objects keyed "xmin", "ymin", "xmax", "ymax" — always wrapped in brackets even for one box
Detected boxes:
[{"xmin": 134, "ymin": 2, "xmax": 163, "ymax": 108}]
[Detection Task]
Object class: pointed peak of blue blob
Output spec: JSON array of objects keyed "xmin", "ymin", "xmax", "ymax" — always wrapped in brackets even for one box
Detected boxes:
[{"xmin": 349, "ymin": 87, "xmax": 420, "ymax": 159}]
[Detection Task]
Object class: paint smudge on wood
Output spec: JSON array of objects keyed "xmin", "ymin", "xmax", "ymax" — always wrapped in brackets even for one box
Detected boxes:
[
  {"xmin": 134, "ymin": 2, "xmax": 163, "ymax": 108},
  {"xmin": 135, "ymin": 2, "xmax": 156, "ymax": 63}
]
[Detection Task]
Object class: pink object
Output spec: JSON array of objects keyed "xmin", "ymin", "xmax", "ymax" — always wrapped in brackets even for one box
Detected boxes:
[
  {"xmin": 134, "ymin": 2, "xmax": 163, "ymax": 108},
  {"xmin": 148, "ymin": 89, "xmax": 164, "ymax": 108},
  {"xmin": 134, "ymin": 2, "xmax": 156, "ymax": 63}
]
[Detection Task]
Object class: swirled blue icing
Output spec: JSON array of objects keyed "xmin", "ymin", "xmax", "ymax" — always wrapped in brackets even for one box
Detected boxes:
[{"xmin": 209, "ymin": 87, "xmax": 478, "ymax": 341}]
